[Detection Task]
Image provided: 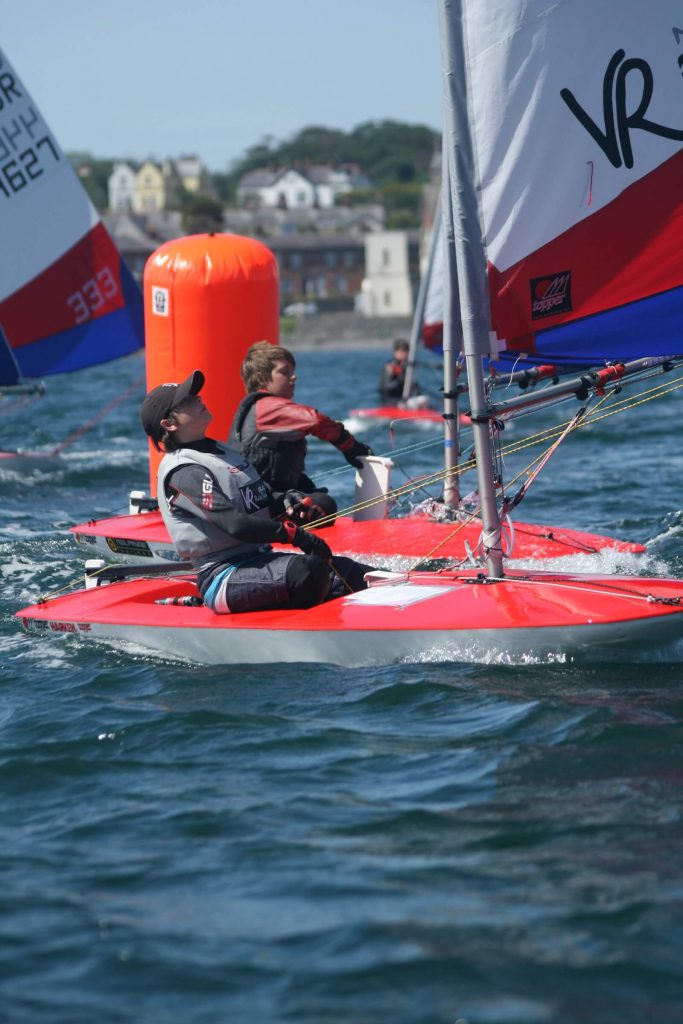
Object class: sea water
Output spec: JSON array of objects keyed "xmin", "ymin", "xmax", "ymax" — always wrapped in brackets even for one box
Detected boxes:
[{"xmin": 2, "ymin": 348, "xmax": 682, "ymax": 1024}]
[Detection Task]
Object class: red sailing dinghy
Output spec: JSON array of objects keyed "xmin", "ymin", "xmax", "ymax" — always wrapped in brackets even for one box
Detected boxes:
[
  {"xmin": 349, "ymin": 404, "xmax": 448, "ymax": 425},
  {"xmin": 15, "ymin": 566, "xmax": 683, "ymax": 667},
  {"xmin": 69, "ymin": 493, "xmax": 644, "ymax": 566},
  {"xmin": 17, "ymin": 0, "xmax": 683, "ymax": 664}
]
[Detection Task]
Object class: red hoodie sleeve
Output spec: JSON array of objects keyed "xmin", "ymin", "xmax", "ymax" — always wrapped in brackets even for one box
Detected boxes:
[{"xmin": 253, "ymin": 395, "xmax": 358, "ymax": 451}]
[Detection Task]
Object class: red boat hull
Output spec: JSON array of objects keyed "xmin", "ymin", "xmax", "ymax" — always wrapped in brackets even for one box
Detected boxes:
[
  {"xmin": 17, "ymin": 568, "xmax": 683, "ymax": 666},
  {"xmin": 349, "ymin": 405, "xmax": 469, "ymax": 425},
  {"xmin": 70, "ymin": 509, "xmax": 645, "ymax": 565}
]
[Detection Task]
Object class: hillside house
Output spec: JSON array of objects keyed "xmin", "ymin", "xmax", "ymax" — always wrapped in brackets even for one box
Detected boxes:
[
  {"xmin": 131, "ymin": 161, "xmax": 166, "ymax": 214},
  {"xmin": 108, "ymin": 155, "xmax": 211, "ymax": 213},
  {"xmin": 108, "ymin": 162, "xmax": 136, "ymax": 211},
  {"xmin": 174, "ymin": 154, "xmax": 212, "ymax": 194},
  {"xmin": 237, "ymin": 165, "xmax": 373, "ymax": 210}
]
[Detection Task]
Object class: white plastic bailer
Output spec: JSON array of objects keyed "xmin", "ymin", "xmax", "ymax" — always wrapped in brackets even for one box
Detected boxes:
[{"xmin": 353, "ymin": 456, "xmax": 393, "ymax": 521}]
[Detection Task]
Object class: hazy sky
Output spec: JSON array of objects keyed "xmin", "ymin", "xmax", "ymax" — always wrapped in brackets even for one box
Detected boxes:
[{"xmin": 2, "ymin": 0, "xmax": 442, "ymax": 171}]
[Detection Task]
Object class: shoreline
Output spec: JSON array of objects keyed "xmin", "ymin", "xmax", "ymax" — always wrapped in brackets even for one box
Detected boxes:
[{"xmin": 282, "ymin": 312, "xmax": 412, "ymax": 351}]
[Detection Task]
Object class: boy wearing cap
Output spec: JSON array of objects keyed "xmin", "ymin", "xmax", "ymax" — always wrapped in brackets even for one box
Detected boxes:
[
  {"xmin": 229, "ymin": 342, "xmax": 373, "ymax": 522},
  {"xmin": 140, "ymin": 371, "xmax": 374, "ymax": 614}
]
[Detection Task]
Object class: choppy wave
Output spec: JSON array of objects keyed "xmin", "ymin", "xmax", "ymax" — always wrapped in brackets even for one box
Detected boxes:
[{"xmin": 2, "ymin": 350, "xmax": 683, "ymax": 1023}]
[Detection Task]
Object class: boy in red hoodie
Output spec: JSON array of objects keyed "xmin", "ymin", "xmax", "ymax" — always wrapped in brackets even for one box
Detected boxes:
[{"xmin": 229, "ymin": 341, "xmax": 372, "ymax": 523}]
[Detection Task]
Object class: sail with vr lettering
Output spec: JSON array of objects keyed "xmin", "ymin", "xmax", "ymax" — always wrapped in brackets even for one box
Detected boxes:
[{"xmin": 467, "ymin": 5, "xmax": 683, "ymax": 366}]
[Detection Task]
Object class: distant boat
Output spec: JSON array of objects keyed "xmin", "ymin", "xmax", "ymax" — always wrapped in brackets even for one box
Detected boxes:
[
  {"xmin": 349, "ymin": 403, "xmax": 465, "ymax": 426},
  {"xmin": 0, "ymin": 47, "xmax": 143, "ymax": 464},
  {"xmin": 350, "ymin": 196, "xmax": 445, "ymax": 425}
]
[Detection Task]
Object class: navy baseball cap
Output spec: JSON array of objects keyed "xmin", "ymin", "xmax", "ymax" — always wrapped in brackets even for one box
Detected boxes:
[{"xmin": 140, "ymin": 369, "xmax": 205, "ymax": 443}]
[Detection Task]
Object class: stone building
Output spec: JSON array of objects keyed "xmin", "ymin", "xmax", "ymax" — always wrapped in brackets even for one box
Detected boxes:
[{"xmin": 360, "ymin": 231, "xmax": 419, "ymax": 316}]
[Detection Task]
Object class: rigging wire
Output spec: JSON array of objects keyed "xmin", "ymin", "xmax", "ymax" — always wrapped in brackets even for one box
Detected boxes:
[
  {"xmin": 454, "ymin": 573, "xmax": 682, "ymax": 606},
  {"xmin": 310, "ymin": 369, "xmax": 683, "ymax": 529}
]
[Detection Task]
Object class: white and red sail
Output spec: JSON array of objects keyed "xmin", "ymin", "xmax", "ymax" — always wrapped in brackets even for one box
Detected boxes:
[
  {"xmin": 0, "ymin": 48, "xmax": 142, "ymax": 386},
  {"xmin": 444, "ymin": 0, "xmax": 683, "ymax": 365}
]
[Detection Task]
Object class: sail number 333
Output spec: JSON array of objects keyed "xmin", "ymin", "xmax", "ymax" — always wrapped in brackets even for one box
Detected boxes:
[{"xmin": 66, "ymin": 267, "xmax": 120, "ymax": 324}]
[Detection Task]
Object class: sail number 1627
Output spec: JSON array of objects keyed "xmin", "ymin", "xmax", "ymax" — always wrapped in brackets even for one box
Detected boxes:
[{"xmin": 0, "ymin": 136, "xmax": 59, "ymax": 197}]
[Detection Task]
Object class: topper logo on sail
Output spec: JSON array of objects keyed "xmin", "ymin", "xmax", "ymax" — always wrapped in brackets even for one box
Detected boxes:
[
  {"xmin": 560, "ymin": 48, "xmax": 683, "ymax": 169},
  {"xmin": 530, "ymin": 272, "xmax": 572, "ymax": 320}
]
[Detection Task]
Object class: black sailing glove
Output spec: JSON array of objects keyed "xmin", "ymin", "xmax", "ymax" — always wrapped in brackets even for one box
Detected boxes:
[
  {"xmin": 343, "ymin": 439, "xmax": 373, "ymax": 469},
  {"xmin": 283, "ymin": 490, "xmax": 319, "ymax": 524},
  {"xmin": 279, "ymin": 520, "xmax": 332, "ymax": 562}
]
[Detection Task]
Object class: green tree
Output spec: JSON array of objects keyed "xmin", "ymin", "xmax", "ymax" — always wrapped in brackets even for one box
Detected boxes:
[
  {"xmin": 226, "ymin": 120, "xmax": 439, "ymax": 197},
  {"xmin": 381, "ymin": 181, "xmax": 424, "ymax": 228},
  {"xmin": 335, "ymin": 187, "xmax": 380, "ymax": 208},
  {"xmin": 67, "ymin": 153, "xmax": 114, "ymax": 210},
  {"xmin": 387, "ymin": 209, "xmax": 419, "ymax": 230},
  {"xmin": 211, "ymin": 171, "xmax": 236, "ymax": 204},
  {"xmin": 181, "ymin": 194, "xmax": 224, "ymax": 233}
]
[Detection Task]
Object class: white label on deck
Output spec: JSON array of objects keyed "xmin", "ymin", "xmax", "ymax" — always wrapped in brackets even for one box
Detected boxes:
[{"xmin": 345, "ymin": 584, "xmax": 455, "ymax": 608}]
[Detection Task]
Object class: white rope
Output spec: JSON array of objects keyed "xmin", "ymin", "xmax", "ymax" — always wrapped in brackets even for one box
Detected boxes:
[{"xmin": 473, "ymin": 575, "xmax": 682, "ymax": 606}]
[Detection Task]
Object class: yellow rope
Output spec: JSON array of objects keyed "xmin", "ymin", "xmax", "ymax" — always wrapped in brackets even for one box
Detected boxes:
[
  {"xmin": 37, "ymin": 562, "xmax": 192, "ymax": 604},
  {"xmin": 38, "ymin": 577, "xmax": 92, "ymax": 602}
]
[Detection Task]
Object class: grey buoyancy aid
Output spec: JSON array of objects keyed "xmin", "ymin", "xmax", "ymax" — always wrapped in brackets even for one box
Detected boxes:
[
  {"xmin": 158, "ymin": 444, "xmax": 272, "ymax": 566},
  {"xmin": 229, "ymin": 392, "xmax": 307, "ymax": 492}
]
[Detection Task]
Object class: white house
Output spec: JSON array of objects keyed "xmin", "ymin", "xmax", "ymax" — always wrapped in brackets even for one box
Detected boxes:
[
  {"xmin": 236, "ymin": 165, "xmax": 374, "ymax": 210},
  {"xmin": 108, "ymin": 162, "xmax": 136, "ymax": 211},
  {"xmin": 237, "ymin": 169, "xmax": 315, "ymax": 209},
  {"xmin": 360, "ymin": 231, "xmax": 414, "ymax": 316},
  {"xmin": 306, "ymin": 165, "xmax": 373, "ymax": 208}
]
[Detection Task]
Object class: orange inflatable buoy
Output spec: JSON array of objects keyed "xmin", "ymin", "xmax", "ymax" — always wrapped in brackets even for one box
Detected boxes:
[{"xmin": 143, "ymin": 233, "xmax": 279, "ymax": 492}]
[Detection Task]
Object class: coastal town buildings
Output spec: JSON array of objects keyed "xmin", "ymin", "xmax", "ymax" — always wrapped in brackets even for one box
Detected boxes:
[
  {"xmin": 103, "ymin": 157, "xmax": 421, "ymax": 317},
  {"xmin": 105, "ymin": 208, "xmax": 419, "ymax": 317},
  {"xmin": 107, "ymin": 155, "xmax": 212, "ymax": 213}
]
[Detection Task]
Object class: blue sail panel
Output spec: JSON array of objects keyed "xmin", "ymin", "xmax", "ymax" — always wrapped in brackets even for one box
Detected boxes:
[
  {"xmin": 12, "ymin": 257, "xmax": 144, "ymax": 378},
  {"xmin": 495, "ymin": 285, "xmax": 683, "ymax": 367}
]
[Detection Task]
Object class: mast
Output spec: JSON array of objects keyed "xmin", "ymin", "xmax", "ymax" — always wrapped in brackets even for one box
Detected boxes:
[
  {"xmin": 439, "ymin": 143, "xmax": 462, "ymax": 511},
  {"xmin": 409, "ymin": 190, "xmax": 466, "ymax": 509},
  {"xmin": 439, "ymin": 0, "xmax": 503, "ymax": 575},
  {"xmin": 402, "ymin": 194, "xmax": 441, "ymax": 401}
]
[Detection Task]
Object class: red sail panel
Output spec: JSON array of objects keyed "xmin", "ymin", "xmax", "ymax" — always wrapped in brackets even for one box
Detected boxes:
[
  {"xmin": 489, "ymin": 151, "xmax": 683, "ymax": 351},
  {"xmin": 0, "ymin": 222, "xmax": 125, "ymax": 349}
]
